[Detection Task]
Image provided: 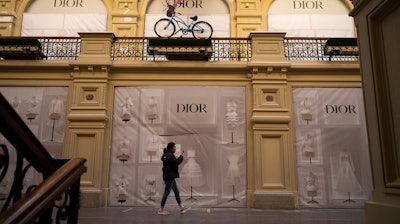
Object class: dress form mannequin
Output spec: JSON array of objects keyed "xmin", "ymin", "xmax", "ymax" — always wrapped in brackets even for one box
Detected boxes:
[
  {"xmin": 226, "ymin": 152, "xmax": 240, "ymax": 202},
  {"xmin": 301, "ymin": 133, "xmax": 315, "ymax": 164},
  {"xmin": 305, "ymin": 171, "xmax": 318, "ymax": 203},
  {"xmin": 335, "ymin": 150, "xmax": 362, "ymax": 203},
  {"xmin": 146, "ymin": 96, "xmax": 159, "ymax": 123},
  {"xmin": 116, "ymin": 175, "xmax": 129, "ymax": 203},
  {"xmin": 144, "ymin": 174, "xmax": 157, "ymax": 202},
  {"xmin": 180, "ymin": 149, "xmax": 204, "ymax": 200},
  {"xmin": 12, "ymin": 96, "xmax": 19, "ymax": 109},
  {"xmin": 121, "ymin": 97, "xmax": 133, "ymax": 122},
  {"xmin": 117, "ymin": 136, "xmax": 130, "ymax": 162},
  {"xmin": 146, "ymin": 135, "xmax": 158, "ymax": 162},
  {"xmin": 48, "ymin": 96, "xmax": 63, "ymax": 120},
  {"xmin": 225, "ymin": 99, "xmax": 238, "ymax": 143},
  {"xmin": 48, "ymin": 96, "xmax": 64, "ymax": 141},
  {"xmin": 26, "ymin": 96, "xmax": 39, "ymax": 121},
  {"xmin": 301, "ymin": 97, "xmax": 312, "ymax": 124}
]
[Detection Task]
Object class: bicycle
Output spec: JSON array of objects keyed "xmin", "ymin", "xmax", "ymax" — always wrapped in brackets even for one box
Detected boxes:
[{"xmin": 154, "ymin": 5, "xmax": 213, "ymax": 39}]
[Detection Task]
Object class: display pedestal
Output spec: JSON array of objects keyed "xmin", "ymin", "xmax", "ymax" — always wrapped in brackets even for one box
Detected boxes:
[
  {"xmin": 228, "ymin": 185, "xmax": 240, "ymax": 202},
  {"xmin": 305, "ymin": 151, "xmax": 315, "ymax": 164},
  {"xmin": 186, "ymin": 186, "xmax": 197, "ymax": 201},
  {"xmin": 343, "ymin": 192, "xmax": 355, "ymax": 203},
  {"xmin": 307, "ymin": 191, "xmax": 318, "ymax": 204}
]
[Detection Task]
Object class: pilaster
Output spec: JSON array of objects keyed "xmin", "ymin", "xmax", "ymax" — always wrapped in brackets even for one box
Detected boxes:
[
  {"xmin": 65, "ymin": 33, "xmax": 114, "ymax": 207},
  {"xmin": 235, "ymin": 0, "xmax": 263, "ymax": 37},
  {"xmin": 0, "ymin": 0, "xmax": 16, "ymax": 36},
  {"xmin": 248, "ymin": 32, "xmax": 297, "ymax": 209},
  {"xmin": 110, "ymin": 0, "xmax": 139, "ymax": 37}
]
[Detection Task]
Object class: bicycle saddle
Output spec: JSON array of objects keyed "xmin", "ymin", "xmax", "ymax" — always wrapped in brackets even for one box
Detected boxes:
[{"xmin": 190, "ymin": 16, "xmax": 198, "ymax": 21}]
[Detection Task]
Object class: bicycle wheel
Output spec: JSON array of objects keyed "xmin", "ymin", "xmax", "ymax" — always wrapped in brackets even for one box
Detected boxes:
[
  {"xmin": 154, "ymin": 18, "xmax": 176, "ymax": 38},
  {"xmin": 192, "ymin": 21, "xmax": 213, "ymax": 39}
]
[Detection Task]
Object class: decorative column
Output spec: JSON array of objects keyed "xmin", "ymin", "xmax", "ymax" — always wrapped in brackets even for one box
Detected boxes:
[
  {"xmin": 110, "ymin": 0, "xmax": 139, "ymax": 37},
  {"xmin": 0, "ymin": 0, "xmax": 16, "ymax": 36},
  {"xmin": 65, "ymin": 33, "xmax": 114, "ymax": 207},
  {"xmin": 235, "ymin": 0, "xmax": 263, "ymax": 37},
  {"xmin": 248, "ymin": 32, "xmax": 297, "ymax": 209}
]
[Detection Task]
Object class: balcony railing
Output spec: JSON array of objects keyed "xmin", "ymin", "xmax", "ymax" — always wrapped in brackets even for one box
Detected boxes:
[
  {"xmin": 1, "ymin": 37, "xmax": 359, "ymax": 62},
  {"xmin": 111, "ymin": 37, "xmax": 252, "ymax": 61},
  {"xmin": 284, "ymin": 38, "xmax": 359, "ymax": 61},
  {"xmin": 36, "ymin": 37, "xmax": 81, "ymax": 60}
]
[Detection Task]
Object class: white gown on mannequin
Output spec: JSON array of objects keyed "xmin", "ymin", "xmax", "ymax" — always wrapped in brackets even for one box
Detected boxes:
[
  {"xmin": 180, "ymin": 149, "xmax": 204, "ymax": 187},
  {"xmin": 225, "ymin": 153, "xmax": 240, "ymax": 185},
  {"xmin": 335, "ymin": 150, "xmax": 362, "ymax": 193}
]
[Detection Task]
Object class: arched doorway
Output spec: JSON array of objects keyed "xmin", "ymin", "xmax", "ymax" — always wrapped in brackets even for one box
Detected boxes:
[
  {"xmin": 21, "ymin": 0, "xmax": 107, "ymax": 36},
  {"xmin": 267, "ymin": 0, "xmax": 355, "ymax": 37},
  {"xmin": 144, "ymin": 0, "xmax": 230, "ymax": 37}
]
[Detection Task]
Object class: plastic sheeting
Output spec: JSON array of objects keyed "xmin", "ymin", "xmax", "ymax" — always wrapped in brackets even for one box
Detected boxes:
[
  {"xmin": 268, "ymin": 14, "xmax": 355, "ymax": 37},
  {"xmin": 21, "ymin": 13, "xmax": 107, "ymax": 37},
  {"xmin": 108, "ymin": 86, "xmax": 247, "ymax": 207},
  {"xmin": 0, "ymin": 87, "xmax": 68, "ymax": 197},
  {"xmin": 292, "ymin": 88, "xmax": 372, "ymax": 208}
]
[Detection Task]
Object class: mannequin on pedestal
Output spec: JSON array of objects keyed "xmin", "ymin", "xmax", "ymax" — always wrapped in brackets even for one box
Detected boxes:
[
  {"xmin": 300, "ymin": 97, "xmax": 312, "ymax": 124},
  {"xmin": 225, "ymin": 99, "xmax": 239, "ymax": 143},
  {"xmin": 144, "ymin": 174, "xmax": 157, "ymax": 202},
  {"xmin": 226, "ymin": 152, "xmax": 240, "ymax": 202},
  {"xmin": 305, "ymin": 171, "xmax": 318, "ymax": 203},
  {"xmin": 116, "ymin": 175, "xmax": 129, "ymax": 203},
  {"xmin": 301, "ymin": 133, "xmax": 315, "ymax": 164},
  {"xmin": 335, "ymin": 150, "xmax": 362, "ymax": 203},
  {"xmin": 26, "ymin": 96, "xmax": 39, "ymax": 121},
  {"xmin": 146, "ymin": 96, "xmax": 159, "ymax": 123},
  {"xmin": 181, "ymin": 149, "xmax": 204, "ymax": 200},
  {"xmin": 121, "ymin": 97, "xmax": 133, "ymax": 122},
  {"xmin": 117, "ymin": 136, "xmax": 130, "ymax": 162}
]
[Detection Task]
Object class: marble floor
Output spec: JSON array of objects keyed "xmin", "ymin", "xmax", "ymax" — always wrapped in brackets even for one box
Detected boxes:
[{"xmin": 78, "ymin": 206, "xmax": 365, "ymax": 224}]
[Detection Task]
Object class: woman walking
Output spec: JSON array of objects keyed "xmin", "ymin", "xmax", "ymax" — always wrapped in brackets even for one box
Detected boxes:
[{"xmin": 158, "ymin": 142, "xmax": 188, "ymax": 215}]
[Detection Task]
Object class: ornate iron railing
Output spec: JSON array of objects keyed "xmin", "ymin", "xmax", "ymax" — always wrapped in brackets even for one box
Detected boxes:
[
  {"xmin": 284, "ymin": 38, "xmax": 359, "ymax": 61},
  {"xmin": 210, "ymin": 38, "xmax": 251, "ymax": 61},
  {"xmin": 37, "ymin": 37, "xmax": 81, "ymax": 60},
  {"xmin": 111, "ymin": 37, "xmax": 252, "ymax": 61},
  {"xmin": 25, "ymin": 36, "xmax": 359, "ymax": 62}
]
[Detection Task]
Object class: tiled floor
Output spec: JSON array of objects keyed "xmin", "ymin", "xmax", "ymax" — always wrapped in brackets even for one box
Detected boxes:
[{"xmin": 78, "ymin": 206, "xmax": 365, "ymax": 224}]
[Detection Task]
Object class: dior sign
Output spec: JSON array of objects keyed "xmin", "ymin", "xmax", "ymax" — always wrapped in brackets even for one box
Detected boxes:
[
  {"xmin": 54, "ymin": 0, "xmax": 83, "ymax": 7},
  {"xmin": 177, "ymin": 104, "xmax": 207, "ymax": 113},
  {"xmin": 325, "ymin": 105, "xmax": 357, "ymax": 114},
  {"xmin": 178, "ymin": 0, "xmax": 204, "ymax": 8},
  {"xmin": 293, "ymin": 1, "xmax": 323, "ymax": 9}
]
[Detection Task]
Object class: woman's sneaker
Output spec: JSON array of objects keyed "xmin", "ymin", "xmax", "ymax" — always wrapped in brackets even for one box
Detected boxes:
[
  {"xmin": 180, "ymin": 206, "xmax": 188, "ymax": 214},
  {"xmin": 157, "ymin": 208, "xmax": 169, "ymax": 215}
]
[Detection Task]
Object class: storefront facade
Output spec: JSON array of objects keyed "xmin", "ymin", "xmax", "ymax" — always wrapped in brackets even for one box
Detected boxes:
[{"xmin": 0, "ymin": 0, "xmax": 374, "ymax": 210}]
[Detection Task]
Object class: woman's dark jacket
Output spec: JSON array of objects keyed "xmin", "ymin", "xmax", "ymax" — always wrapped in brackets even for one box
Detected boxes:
[{"xmin": 161, "ymin": 150, "xmax": 183, "ymax": 181}]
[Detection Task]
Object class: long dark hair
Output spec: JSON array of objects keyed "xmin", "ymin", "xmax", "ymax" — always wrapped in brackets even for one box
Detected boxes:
[{"xmin": 164, "ymin": 142, "xmax": 175, "ymax": 153}]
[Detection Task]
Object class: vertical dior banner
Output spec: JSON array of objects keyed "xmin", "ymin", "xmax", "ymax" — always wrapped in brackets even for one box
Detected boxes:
[
  {"xmin": 292, "ymin": 88, "xmax": 372, "ymax": 208},
  {"xmin": 109, "ymin": 86, "xmax": 246, "ymax": 207}
]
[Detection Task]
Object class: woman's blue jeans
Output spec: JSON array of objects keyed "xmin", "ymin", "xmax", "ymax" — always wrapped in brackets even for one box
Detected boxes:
[{"xmin": 160, "ymin": 179, "xmax": 182, "ymax": 207}]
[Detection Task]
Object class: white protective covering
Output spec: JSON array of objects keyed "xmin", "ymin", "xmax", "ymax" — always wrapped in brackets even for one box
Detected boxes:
[{"xmin": 292, "ymin": 88, "xmax": 372, "ymax": 208}]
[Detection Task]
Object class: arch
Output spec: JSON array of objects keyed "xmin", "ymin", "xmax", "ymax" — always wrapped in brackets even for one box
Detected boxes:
[
  {"xmin": 137, "ymin": 0, "xmax": 234, "ymax": 37},
  {"xmin": 13, "ymin": 0, "xmax": 112, "ymax": 36},
  {"xmin": 264, "ymin": 0, "xmax": 356, "ymax": 37},
  {"xmin": 262, "ymin": 0, "xmax": 354, "ymax": 12}
]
